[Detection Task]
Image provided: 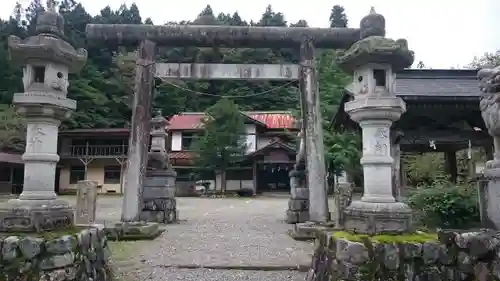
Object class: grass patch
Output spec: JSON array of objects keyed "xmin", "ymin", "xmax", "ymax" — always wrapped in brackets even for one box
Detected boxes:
[
  {"xmin": 108, "ymin": 240, "xmax": 147, "ymax": 262},
  {"xmin": 0, "ymin": 226, "xmax": 87, "ymax": 239},
  {"xmin": 332, "ymin": 231, "xmax": 438, "ymax": 244},
  {"xmin": 108, "ymin": 240, "xmax": 151, "ymax": 281}
]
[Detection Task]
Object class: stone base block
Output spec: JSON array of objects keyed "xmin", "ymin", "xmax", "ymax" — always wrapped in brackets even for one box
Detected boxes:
[
  {"xmin": 343, "ymin": 200, "xmax": 413, "ymax": 235},
  {"xmin": 141, "ymin": 197, "xmax": 178, "ymax": 224},
  {"xmin": 140, "ymin": 209, "xmax": 178, "ymax": 224},
  {"xmin": 104, "ymin": 221, "xmax": 164, "ymax": 241},
  {"xmin": 0, "ymin": 198, "xmax": 74, "ymax": 232},
  {"xmin": 285, "ymin": 209, "xmax": 309, "ymax": 224},
  {"xmin": 291, "ymin": 187, "xmax": 309, "ymax": 199},
  {"xmin": 288, "ymin": 221, "xmax": 337, "ymax": 241},
  {"xmin": 288, "ymin": 198, "xmax": 309, "ymax": 211}
]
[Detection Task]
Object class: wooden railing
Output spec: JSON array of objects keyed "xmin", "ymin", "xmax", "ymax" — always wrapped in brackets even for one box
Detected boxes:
[{"xmin": 61, "ymin": 145, "xmax": 129, "ymax": 158}]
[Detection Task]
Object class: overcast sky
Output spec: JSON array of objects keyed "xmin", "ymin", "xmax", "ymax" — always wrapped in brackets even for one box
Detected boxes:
[{"xmin": 1, "ymin": 0, "xmax": 498, "ymax": 69}]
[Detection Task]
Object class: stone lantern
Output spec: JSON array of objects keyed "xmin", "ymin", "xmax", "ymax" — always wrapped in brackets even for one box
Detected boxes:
[
  {"xmin": 0, "ymin": 6, "xmax": 87, "ymax": 232},
  {"xmin": 336, "ymin": 8, "xmax": 414, "ymax": 234},
  {"xmin": 140, "ymin": 110, "xmax": 178, "ymax": 224}
]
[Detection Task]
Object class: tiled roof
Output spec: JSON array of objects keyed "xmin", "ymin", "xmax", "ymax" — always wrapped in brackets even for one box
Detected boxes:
[
  {"xmin": 168, "ymin": 111, "xmax": 296, "ymax": 130},
  {"xmin": 246, "ymin": 138, "xmax": 296, "ymax": 157},
  {"xmin": 394, "ymin": 69, "xmax": 480, "ymax": 98},
  {"xmin": 60, "ymin": 128, "xmax": 129, "ymax": 135}
]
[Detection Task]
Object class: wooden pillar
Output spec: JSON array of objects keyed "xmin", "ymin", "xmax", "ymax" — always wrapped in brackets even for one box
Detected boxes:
[
  {"xmin": 300, "ymin": 38, "xmax": 328, "ymax": 223},
  {"xmin": 485, "ymin": 144, "xmax": 494, "ymax": 160},
  {"xmin": 121, "ymin": 40, "xmax": 156, "ymax": 222},
  {"xmin": 252, "ymin": 161, "xmax": 257, "ymax": 195},
  {"xmin": 444, "ymin": 150, "xmax": 458, "ymax": 183}
]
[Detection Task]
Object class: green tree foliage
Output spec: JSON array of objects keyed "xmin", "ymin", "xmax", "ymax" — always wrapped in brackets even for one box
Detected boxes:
[
  {"xmin": 329, "ymin": 5, "xmax": 348, "ymax": 28},
  {"xmin": 0, "ymin": 104, "xmax": 25, "ymax": 152},
  {"xmin": 469, "ymin": 50, "xmax": 500, "ymax": 68},
  {"xmin": 0, "ymin": 1, "xmax": 362, "ymax": 174},
  {"xmin": 192, "ymin": 99, "xmax": 247, "ymax": 192}
]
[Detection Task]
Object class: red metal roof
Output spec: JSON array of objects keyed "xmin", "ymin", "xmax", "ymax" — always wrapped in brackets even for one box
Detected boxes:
[
  {"xmin": 168, "ymin": 112, "xmax": 296, "ymax": 130},
  {"xmin": 169, "ymin": 152, "xmax": 194, "ymax": 159},
  {"xmin": 168, "ymin": 114, "xmax": 205, "ymax": 130},
  {"xmin": 247, "ymin": 113, "xmax": 296, "ymax": 129}
]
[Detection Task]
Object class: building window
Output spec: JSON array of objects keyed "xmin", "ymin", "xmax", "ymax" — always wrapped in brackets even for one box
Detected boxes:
[
  {"xmin": 104, "ymin": 166, "xmax": 121, "ymax": 184},
  {"xmin": 181, "ymin": 132, "xmax": 198, "ymax": 150},
  {"xmin": 69, "ymin": 166, "xmax": 85, "ymax": 184}
]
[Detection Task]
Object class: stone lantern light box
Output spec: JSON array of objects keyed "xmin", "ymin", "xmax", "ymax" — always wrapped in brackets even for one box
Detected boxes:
[
  {"xmin": 351, "ymin": 63, "xmax": 395, "ymax": 98},
  {"xmin": 23, "ymin": 62, "xmax": 69, "ymax": 94}
]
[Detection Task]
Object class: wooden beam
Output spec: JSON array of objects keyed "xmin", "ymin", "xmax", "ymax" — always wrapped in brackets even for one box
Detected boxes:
[{"xmin": 156, "ymin": 63, "xmax": 299, "ymax": 80}]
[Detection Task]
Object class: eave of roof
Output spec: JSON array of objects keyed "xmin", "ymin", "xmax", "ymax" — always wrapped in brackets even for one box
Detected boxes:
[{"xmin": 332, "ymin": 69, "xmax": 482, "ymax": 130}]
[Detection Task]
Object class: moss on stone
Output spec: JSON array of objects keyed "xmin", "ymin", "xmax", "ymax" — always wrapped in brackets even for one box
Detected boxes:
[
  {"xmin": 0, "ymin": 226, "xmax": 86, "ymax": 239},
  {"xmin": 332, "ymin": 231, "xmax": 437, "ymax": 244}
]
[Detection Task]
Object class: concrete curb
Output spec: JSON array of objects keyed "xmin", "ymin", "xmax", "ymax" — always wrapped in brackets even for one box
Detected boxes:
[{"xmin": 154, "ymin": 264, "xmax": 311, "ymax": 272}]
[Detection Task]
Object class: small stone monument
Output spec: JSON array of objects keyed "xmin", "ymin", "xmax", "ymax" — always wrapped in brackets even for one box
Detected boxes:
[
  {"xmin": 477, "ymin": 65, "xmax": 500, "ymax": 229},
  {"xmin": 335, "ymin": 8, "xmax": 414, "ymax": 234},
  {"xmin": 286, "ymin": 126, "xmax": 309, "ymax": 224},
  {"xmin": 0, "ymin": 6, "xmax": 87, "ymax": 232},
  {"xmin": 139, "ymin": 110, "xmax": 178, "ymax": 224},
  {"xmin": 75, "ymin": 180, "xmax": 98, "ymax": 225},
  {"xmin": 331, "ymin": 171, "xmax": 353, "ymax": 229}
]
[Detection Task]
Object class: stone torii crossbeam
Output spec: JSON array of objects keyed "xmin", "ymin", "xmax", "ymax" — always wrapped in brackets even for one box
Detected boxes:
[{"xmin": 85, "ymin": 14, "xmax": 370, "ymax": 224}]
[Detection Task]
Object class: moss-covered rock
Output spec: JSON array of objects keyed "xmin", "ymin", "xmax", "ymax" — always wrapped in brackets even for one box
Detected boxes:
[
  {"xmin": 307, "ymin": 229, "xmax": 500, "ymax": 281},
  {"xmin": 332, "ymin": 230, "xmax": 437, "ymax": 243},
  {"xmin": 0, "ymin": 224, "xmax": 113, "ymax": 281}
]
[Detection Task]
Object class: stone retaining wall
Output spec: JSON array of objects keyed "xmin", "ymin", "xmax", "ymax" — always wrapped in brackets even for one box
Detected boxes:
[
  {"xmin": 307, "ymin": 229, "xmax": 500, "ymax": 281},
  {"xmin": 0, "ymin": 224, "xmax": 112, "ymax": 281}
]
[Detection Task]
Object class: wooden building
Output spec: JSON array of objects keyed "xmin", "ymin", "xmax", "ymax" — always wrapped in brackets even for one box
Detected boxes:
[{"xmin": 333, "ymin": 69, "xmax": 489, "ymax": 184}]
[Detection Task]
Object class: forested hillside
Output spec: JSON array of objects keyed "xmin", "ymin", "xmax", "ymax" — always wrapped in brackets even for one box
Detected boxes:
[
  {"xmin": 0, "ymin": 1, "xmax": 358, "ymax": 173},
  {"xmin": 0, "ymin": 1, "xmax": 350, "ymax": 129}
]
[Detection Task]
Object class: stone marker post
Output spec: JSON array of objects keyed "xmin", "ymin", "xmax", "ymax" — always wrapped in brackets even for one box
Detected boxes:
[
  {"xmin": 331, "ymin": 171, "xmax": 353, "ymax": 228},
  {"xmin": 0, "ymin": 7, "xmax": 87, "ymax": 232},
  {"xmin": 75, "ymin": 180, "xmax": 98, "ymax": 225},
  {"xmin": 477, "ymin": 65, "xmax": 500, "ymax": 229},
  {"xmin": 336, "ymin": 8, "xmax": 414, "ymax": 234},
  {"xmin": 286, "ymin": 127, "xmax": 309, "ymax": 224}
]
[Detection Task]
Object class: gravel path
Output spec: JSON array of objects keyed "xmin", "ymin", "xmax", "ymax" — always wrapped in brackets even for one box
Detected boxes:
[
  {"xmin": 138, "ymin": 198, "xmax": 313, "ymax": 267},
  {"xmin": 131, "ymin": 268, "xmax": 307, "ymax": 281},
  {"xmin": 58, "ymin": 196, "xmax": 314, "ymax": 281},
  {"xmin": 122, "ymin": 197, "xmax": 313, "ymax": 281}
]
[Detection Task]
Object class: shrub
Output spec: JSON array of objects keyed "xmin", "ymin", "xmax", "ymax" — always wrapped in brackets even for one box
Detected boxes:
[
  {"xmin": 407, "ymin": 182, "xmax": 480, "ymax": 229},
  {"xmin": 237, "ymin": 188, "xmax": 254, "ymax": 197}
]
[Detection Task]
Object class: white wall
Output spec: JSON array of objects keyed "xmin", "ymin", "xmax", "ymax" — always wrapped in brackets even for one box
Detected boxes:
[
  {"xmin": 245, "ymin": 124, "xmax": 256, "ymax": 153},
  {"xmin": 257, "ymin": 136, "xmax": 273, "ymax": 149},
  {"xmin": 171, "ymin": 132, "xmax": 182, "ymax": 151}
]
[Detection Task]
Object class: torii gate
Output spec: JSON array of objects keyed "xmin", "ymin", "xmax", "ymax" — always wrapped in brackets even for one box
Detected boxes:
[{"xmin": 86, "ymin": 16, "xmax": 369, "ymax": 223}]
